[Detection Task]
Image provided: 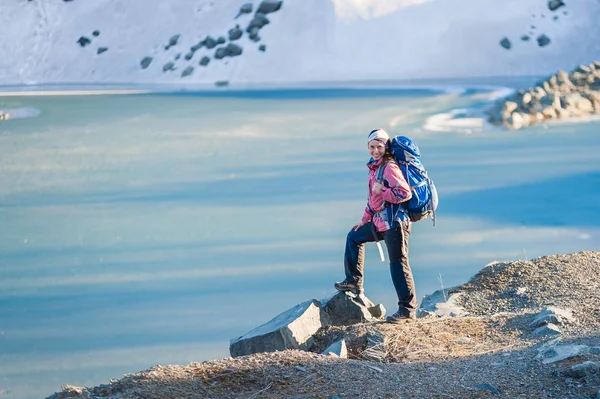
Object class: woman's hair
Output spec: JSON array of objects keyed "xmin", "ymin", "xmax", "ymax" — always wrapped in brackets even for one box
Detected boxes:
[{"xmin": 381, "ymin": 139, "xmax": 393, "ymax": 162}]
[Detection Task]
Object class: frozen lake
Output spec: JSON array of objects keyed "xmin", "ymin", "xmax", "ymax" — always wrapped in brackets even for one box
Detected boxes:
[{"xmin": 1, "ymin": 82, "xmax": 599, "ymax": 399}]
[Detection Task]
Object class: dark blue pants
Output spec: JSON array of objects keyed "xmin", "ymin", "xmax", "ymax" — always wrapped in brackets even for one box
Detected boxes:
[{"xmin": 344, "ymin": 221, "xmax": 417, "ymax": 315}]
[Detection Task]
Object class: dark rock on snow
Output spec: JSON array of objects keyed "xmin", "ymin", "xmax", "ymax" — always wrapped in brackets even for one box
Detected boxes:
[
  {"xmin": 257, "ymin": 0, "xmax": 283, "ymax": 14},
  {"xmin": 162, "ymin": 62, "xmax": 175, "ymax": 72},
  {"xmin": 548, "ymin": 0, "xmax": 565, "ymax": 11},
  {"xmin": 499, "ymin": 37, "xmax": 511, "ymax": 50},
  {"xmin": 140, "ymin": 57, "xmax": 153, "ymax": 69},
  {"xmin": 164, "ymin": 34, "xmax": 180, "ymax": 50},
  {"xmin": 199, "ymin": 56, "xmax": 210, "ymax": 67},
  {"xmin": 204, "ymin": 36, "xmax": 217, "ymax": 49},
  {"xmin": 235, "ymin": 3, "xmax": 253, "ymax": 18},
  {"xmin": 228, "ymin": 26, "xmax": 243, "ymax": 41},
  {"xmin": 537, "ymin": 34, "xmax": 551, "ymax": 47},
  {"xmin": 247, "ymin": 13, "xmax": 270, "ymax": 32},
  {"xmin": 77, "ymin": 36, "xmax": 91, "ymax": 47},
  {"xmin": 181, "ymin": 66, "xmax": 194, "ymax": 78}
]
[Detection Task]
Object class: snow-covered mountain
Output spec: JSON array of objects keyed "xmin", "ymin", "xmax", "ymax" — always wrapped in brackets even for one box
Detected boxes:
[{"xmin": 1, "ymin": 0, "xmax": 599, "ymax": 86}]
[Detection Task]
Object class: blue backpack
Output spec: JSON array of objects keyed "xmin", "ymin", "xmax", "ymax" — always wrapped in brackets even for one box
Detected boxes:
[{"xmin": 377, "ymin": 136, "xmax": 438, "ymax": 225}]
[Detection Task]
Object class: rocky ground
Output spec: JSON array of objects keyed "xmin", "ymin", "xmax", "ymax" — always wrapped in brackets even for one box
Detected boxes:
[
  {"xmin": 48, "ymin": 251, "xmax": 600, "ymax": 399},
  {"xmin": 487, "ymin": 61, "xmax": 600, "ymax": 129}
]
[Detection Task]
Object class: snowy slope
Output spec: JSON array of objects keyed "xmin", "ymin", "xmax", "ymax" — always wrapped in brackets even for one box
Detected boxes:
[{"xmin": 0, "ymin": 0, "xmax": 599, "ymax": 86}]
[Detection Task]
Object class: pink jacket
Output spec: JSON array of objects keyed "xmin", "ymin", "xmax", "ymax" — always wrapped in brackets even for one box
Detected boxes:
[{"xmin": 361, "ymin": 158, "xmax": 412, "ymax": 232}]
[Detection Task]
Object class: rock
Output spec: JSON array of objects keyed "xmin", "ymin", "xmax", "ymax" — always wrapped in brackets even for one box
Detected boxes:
[
  {"xmin": 534, "ymin": 86, "xmax": 546, "ymax": 98},
  {"xmin": 521, "ymin": 35, "xmax": 530, "ymax": 41},
  {"xmin": 257, "ymin": 0, "xmax": 283, "ymax": 14},
  {"xmin": 217, "ymin": 36, "xmax": 226, "ymax": 44},
  {"xmin": 229, "ymin": 299, "xmax": 331, "ymax": 357},
  {"xmin": 92, "ymin": 30, "xmax": 100, "ymax": 37},
  {"xmin": 322, "ymin": 339, "xmax": 348, "ymax": 358},
  {"xmin": 184, "ymin": 52, "xmax": 194, "ymax": 61},
  {"xmin": 530, "ymin": 307, "xmax": 575, "ymax": 327},
  {"xmin": 77, "ymin": 36, "xmax": 91, "ymax": 47},
  {"xmin": 322, "ymin": 291, "xmax": 381, "ymax": 326},
  {"xmin": 215, "ymin": 47, "xmax": 228, "ymax": 60},
  {"xmin": 500, "ymin": 37, "xmax": 511, "ymax": 50},
  {"xmin": 228, "ymin": 26, "xmax": 243, "ymax": 41},
  {"xmin": 368, "ymin": 304, "xmax": 386, "ymax": 319},
  {"xmin": 259, "ymin": 44, "xmax": 267, "ymax": 52},
  {"xmin": 541, "ymin": 106, "xmax": 557, "ymax": 119},
  {"xmin": 140, "ymin": 57, "xmax": 153, "ymax": 69},
  {"xmin": 226, "ymin": 43, "xmax": 243, "ymax": 56},
  {"xmin": 247, "ymin": 13, "xmax": 270, "ymax": 32},
  {"xmin": 548, "ymin": 0, "xmax": 565, "ymax": 11},
  {"xmin": 174, "ymin": 53, "xmax": 181, "ymax": 60},
  {"xmin": 556, "ymin": 107, "xmax": 570, "ymax": 118},
  {"xmin": 533, "ymin": 323, "xmax": 561, "ymax": 336},
  {"xmin": 96, "ymin": 47, "xmax": 108, "ymax": 55},
  {"xmin": 214, "ymin": 44, "xmax": 243, "ymax": 60},
  {"xmin": 537, "ymin": 34, "xmax": 551, "ymax": 47},
  {"xmin": 162, "ymin": 62, "xmax": 176, "ymax": 72},
  {"xmin": 165, "ymin": 34, "xmax": 180, "ymax": 50},
  {"xmin": 236, "ymin": 3, "xmax": 253, "ymax": 18},
  {"xmin": 474, "ymin": 383, "xmax": 501, "ymax": 395},
  {"xmin": 576, "ymin": 97, "xmax": 594, "ymax": 113},
  {"xmin": 503, "ymin": 101, "xmax": 518, "ymax": 114},
  {"xmin": 535, "ymin": 343, "xmax": 589, "ymax": 364},
  {"xmin": 590, "ymin": 347, "xmax": 600, "ymax": 355},
  {"xmin": 199, "ymin": 56, "xmax": 210, "ymax": 66},
  {"xmin": 507, "ymin": 112, "xmax": 525, "ymax": 129},
  {"xmin": 419, "ymin": 289, "xmax": 468, "ymax": 317},
  {"xmin": 248, "ymin": 27, "xmax": 261, "ymax": 42},
  {"xmin": 362, "ymin": 328, "xmax": 387, "ymax": 362},
  {"xmin": 204, "ymin": 36, "xmax": 217, "ymax": 49},
  {"xmin": 190, "ymin": 41, "xmax": 205, "ymax": 52},
  {"xmin": 181, "ymin": 66, "xmax": 194, "ymax": 78},
  {"xmin": 565, "ymin": 361, "xmax": 599, "ymax": 378}
]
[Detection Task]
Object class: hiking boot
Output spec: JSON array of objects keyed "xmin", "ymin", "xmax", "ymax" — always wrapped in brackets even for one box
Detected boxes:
[
  {"xmin": 386, "ymin": 310, "xmax": 416, "ymax": 324},
  {"xmin": 334, "ymin": 279, "xmax": 363, "ymax": 295}
]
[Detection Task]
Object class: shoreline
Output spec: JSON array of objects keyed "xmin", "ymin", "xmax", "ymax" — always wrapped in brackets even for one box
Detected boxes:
[{"xmin": 0, "ymin": 79, "xmax": 522, "ymax": 97}]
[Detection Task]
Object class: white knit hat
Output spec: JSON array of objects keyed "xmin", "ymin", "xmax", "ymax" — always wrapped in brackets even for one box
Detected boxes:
[{"xmin": 367, "ymin": 128, "xmax": 389, "ymax": 143}]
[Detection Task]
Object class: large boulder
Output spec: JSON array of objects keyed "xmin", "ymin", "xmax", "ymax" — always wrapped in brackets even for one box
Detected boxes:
[
  {"xmin": 229, "ymin": 299, "xmax": 330, "ymax": 357},
  {"xmin": 322, "ymin": 291, "xmax": 385, "ymax": 326},
  {"xmin": 229, "ymin": 291, "xmax": 386, "ymax": 357}
]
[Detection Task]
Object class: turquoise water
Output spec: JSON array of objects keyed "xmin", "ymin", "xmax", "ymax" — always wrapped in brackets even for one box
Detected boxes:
[{"xmin": 1, "ymin": 84, "xmax": 599, "ymax": 399}]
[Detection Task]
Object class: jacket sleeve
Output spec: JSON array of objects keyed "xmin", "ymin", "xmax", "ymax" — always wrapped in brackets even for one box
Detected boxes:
[
  {"xmin": 361, "ymin": 204, "xmax": 373, "ymax": 224},
  {"xmin": 381, "ymin": 162, "xmax": 412, "ymax": 204}
]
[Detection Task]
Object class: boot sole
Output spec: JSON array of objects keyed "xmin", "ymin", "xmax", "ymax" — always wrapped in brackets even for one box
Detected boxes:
[{"xmin": 334, "ymin": 285, "xmax": 363, "ymax": 295}]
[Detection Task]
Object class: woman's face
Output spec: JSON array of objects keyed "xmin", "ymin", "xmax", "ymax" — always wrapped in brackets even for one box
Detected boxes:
[{"xmin": 368, "ymin": 140, "xmax": 386, "ymax": 160}]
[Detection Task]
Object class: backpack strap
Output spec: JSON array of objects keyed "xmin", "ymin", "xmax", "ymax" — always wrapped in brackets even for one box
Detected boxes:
[{"xmin": 376, "ymin": 161, "xmax": 388, "ymax": 185}]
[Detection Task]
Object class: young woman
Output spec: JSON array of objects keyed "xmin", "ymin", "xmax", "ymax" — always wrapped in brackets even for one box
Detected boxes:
[{"xmin": 334, "ymin": 128, "xmax": 418, "ymax": 323}]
